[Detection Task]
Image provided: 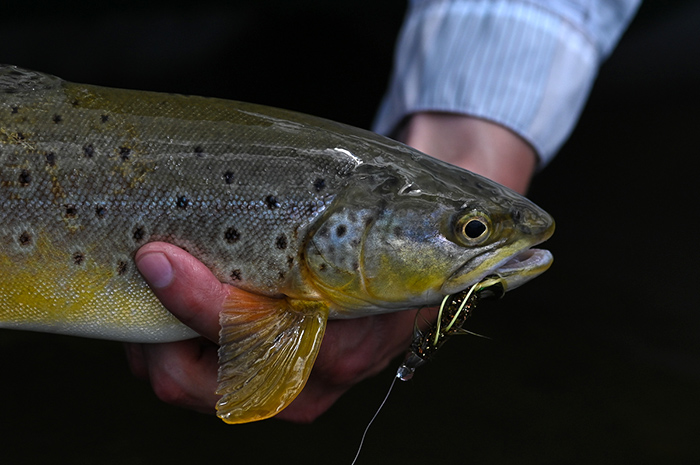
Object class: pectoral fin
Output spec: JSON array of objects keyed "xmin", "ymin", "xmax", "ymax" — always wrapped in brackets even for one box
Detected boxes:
[{"xmin": 216, "ymin": 286, "xmax": 329, "ymax": 424}]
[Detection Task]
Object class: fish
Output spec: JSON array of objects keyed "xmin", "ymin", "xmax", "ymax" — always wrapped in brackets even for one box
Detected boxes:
[{"xmin": 0, "ymin": 65, "xmax": 554, "ymax": 424}]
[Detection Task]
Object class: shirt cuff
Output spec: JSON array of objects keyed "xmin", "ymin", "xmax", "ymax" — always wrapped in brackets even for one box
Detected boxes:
[{"xmin": 373, "ymin": 0, "xmax": 639, "ymax": 166}]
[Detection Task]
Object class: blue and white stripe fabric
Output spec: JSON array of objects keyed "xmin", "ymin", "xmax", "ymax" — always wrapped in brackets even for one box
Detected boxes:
[{"xmin": 373, "ymin": 0, "xmax": 641, "ymax": 165}]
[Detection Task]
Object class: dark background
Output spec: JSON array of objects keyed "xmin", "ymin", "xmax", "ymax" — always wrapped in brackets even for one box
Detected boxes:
[{"xmin": 2, "ymin": 1, "xmax": 699, "ymax": 463}]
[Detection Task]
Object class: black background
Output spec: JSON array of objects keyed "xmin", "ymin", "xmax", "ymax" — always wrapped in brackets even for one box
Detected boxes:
[{"xmin": 2, "ymin": 1, "xmax": 699, "ymax": 463}]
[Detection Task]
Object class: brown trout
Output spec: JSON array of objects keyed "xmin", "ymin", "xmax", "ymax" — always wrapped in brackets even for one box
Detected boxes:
[{"xmin": 0, "ymin": 65, "xmax": 554, "ymax": 423}]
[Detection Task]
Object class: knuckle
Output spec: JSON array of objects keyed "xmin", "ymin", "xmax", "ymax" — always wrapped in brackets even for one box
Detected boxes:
[{"xmin": 150, "ymin": 372, "xmax": 190, "ymax": 406}]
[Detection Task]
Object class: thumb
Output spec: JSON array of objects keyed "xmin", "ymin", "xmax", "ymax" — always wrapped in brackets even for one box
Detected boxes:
[{"xmin": 135, "ymin": 242, "xmax": 230, "ymax": 342}]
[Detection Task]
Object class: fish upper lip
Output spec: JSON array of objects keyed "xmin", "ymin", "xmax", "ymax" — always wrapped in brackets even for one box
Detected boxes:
[{"xmin": 493, "ymin": 218, "xmax": 555, "ymax": 282}]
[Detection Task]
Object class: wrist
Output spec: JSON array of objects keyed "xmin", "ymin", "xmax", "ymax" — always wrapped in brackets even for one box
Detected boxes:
[{"xmin": 398, "ymin": 112, "xmax": 536, "ymax": 194}]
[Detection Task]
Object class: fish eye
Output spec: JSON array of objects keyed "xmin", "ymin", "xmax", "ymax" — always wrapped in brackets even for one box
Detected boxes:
[
  {"xmin": 464, "ymin": 219, "xmax": 487, "ymax": 238},
  {"xmin": 454, "ymin": 212, "xmax": 491, "ymax": 245}
]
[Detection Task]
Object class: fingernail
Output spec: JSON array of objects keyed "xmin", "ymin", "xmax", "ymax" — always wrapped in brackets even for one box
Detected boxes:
[{"xmin": 136, "ymin": 252, "xmax": 174, "ymax": 289}]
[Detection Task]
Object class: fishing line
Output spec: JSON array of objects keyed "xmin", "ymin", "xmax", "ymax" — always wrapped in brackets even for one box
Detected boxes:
[
  {"xmin": 350, "ymin": 375, "xmax": 398, "ymax": 465},
  {"xmin": 350, "ymin": 278, "xmax": 505, "ymax": 463}
]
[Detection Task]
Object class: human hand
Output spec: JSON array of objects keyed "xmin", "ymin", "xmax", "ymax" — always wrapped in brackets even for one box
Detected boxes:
[
  {"xmin": 125, "ymin": 242, "xmax": 421, "ymax": 423},
  {"xmin": 125, "ymin": 111, "xmax": 536, "ymax": 423}
]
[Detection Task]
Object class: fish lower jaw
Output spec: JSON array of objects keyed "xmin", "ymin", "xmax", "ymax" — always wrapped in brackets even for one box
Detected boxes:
[
  {"xmin": 493, "ymin": 248, "xmax": 553, "ymax": 291},
  {"xmin": 442, "ymin": 246, "xmax": 553, "ymax": 296}
]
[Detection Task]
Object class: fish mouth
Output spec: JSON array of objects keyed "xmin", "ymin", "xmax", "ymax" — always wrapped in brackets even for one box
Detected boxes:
[
  {"xmin": 489, "ymin": 247, "xmax": 553, "ymax": 291},
  {"xmin": 442, "ymin": 218, "xmax": 555, "ymax": 296}
]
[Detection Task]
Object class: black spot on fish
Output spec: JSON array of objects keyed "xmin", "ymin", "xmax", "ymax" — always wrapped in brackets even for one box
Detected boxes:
[
  {"xmin": 194, "ymin": 146, "xmax": 204, "ymax": 157},
  {"xmin": 73, "ymin": 252, "xmax": 84, "ymax": 265},
  {"xmin": 265, "ymin": 195, "xmax": 279, "ymax": 209},
  {"xmin": 18, "ymin": 169, "xmax": 31, "ymax": 186},
  {"xmin": 64, "ymin": 205, "xmax": 77, "ymax": 217},
  {"xmin": 287, "ymin": 256, "xmax": 294, "ymax": 268},
  {"xmin": 119, "ymin": 147, "xmax": 131, "ymax": 161},
  {"xmin": 19, "ymin": 231, "xmax": 31, "ymax": 246},
  {"xmin": 11, "ymin": 106, "xmax": 19, "ymax": 114},
  {"xmin": 230, "ymin": 269, "xmax": 242, "ymax": 281},
  {"xmin": 52, "ymin": 114, "xmax": 62, "ymax": 124},
  {"xmin": 133, "ymin": 226, "xmax": 145, "ymax": 242},
  {"xmin": 278, "ymin": 271, "xmax": 286, "ymax": 280},
  {"xmin": 313, "ymin": 178, "xmax": 326, "ymax": 192},
  {"xmin": 224, "ymin": 227, "xmax": 240, "ymax": 244},
  {"xmin": 71, "ymin": 99, "xmax": 80, "ymax": 107},
  {"xmin": 45, "ymin": 152, "xmax": 56, "ymax": 166},
  {"xmin": 117, "ymin": 261, "xmax": 128, "ymax": 275},
  {"xmin": 223, "ymin": 170, "xmax": 234, "ymax": 185},
  {"xmin": 318, "ymin": 226, "xmax": 329, "ymax": 238},
  {"xmin": 83, "ymin": 144, "xmax": 95, "ymax": 158},
  {"xmin": 336, "ymin": 225, "xmax": 347, "ymax": 238},
  {"xmin": 276, "ymin": 234, "xmax": 288, "ymax": 250},
  {"xmin": 318, "ymin": 263, "xmax": 327, "ymax": 272},
  {"xmin": 352, "ymin": 261, "xmax": 359, "ymax": 271},
  {"xmin": 95, "ymin": 206, "xmax": 106, "ymax": 218},
  {"xmin": 176, "ymin": 196, "xmax": 189, "ymax": 209},
  {"xmin": 101, "ymin": 114, "xmax": 109, "ymax": 123},
  {"xmin": 511, "ymin": 209, "xmax": 522, "ymax": 222},
  {"xmin": 16, "ymin": 132, "xmax": 25, "ymax": 141},
  {"xmin": 393, "ymin": 226, "xmax": 402, "ymax": 236}
]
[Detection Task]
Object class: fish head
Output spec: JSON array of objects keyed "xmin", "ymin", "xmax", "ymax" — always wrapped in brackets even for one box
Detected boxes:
[{"xmin": 304, "ymin": 151, "xmax": 554, "ymax": 315}]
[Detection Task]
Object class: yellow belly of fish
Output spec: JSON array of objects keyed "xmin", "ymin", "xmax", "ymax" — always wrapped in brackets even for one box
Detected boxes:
[{"xmin": 0, "ymin": 231, "xmax": 195, "ymax": 342}]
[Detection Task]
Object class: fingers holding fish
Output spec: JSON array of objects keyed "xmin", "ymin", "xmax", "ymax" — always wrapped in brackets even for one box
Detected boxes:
[
  {"xmin": 135, "ymin": 242, "xmax": 230, "ymax": 343},
  {"xmin": 132, "ymin": 243, "xmax": 425, "ymax": 423},
  {"xmin": 125, "ymin": 338, "xmax": 220, "ymax": 415},
  {"xmin": 128, "ymin": 243, "xmax": 238, "ymax": 415}
]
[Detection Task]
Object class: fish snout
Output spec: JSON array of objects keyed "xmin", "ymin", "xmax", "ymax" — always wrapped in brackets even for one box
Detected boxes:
[{"xmin": 513, "ymin": 201, "xmax": 555, "ymax": 242}]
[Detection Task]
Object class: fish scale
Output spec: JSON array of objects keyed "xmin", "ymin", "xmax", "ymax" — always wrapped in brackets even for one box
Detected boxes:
[{"xmin": 0, "ymin": 65, "xmax": 554, "ymax": 423}]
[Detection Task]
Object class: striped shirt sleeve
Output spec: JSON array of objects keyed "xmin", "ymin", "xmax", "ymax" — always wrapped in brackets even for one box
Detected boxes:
[{"xmin": 373, "ymin": 0, "xmax": 641, "ymax": 166}]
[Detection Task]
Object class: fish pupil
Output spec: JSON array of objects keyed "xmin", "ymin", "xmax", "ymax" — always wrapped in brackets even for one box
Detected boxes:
[{"xmin": 464, "ymin": 219, "xmax": 487, "ymax": 238}]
